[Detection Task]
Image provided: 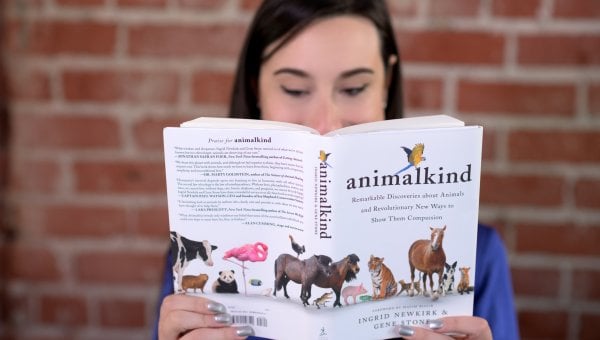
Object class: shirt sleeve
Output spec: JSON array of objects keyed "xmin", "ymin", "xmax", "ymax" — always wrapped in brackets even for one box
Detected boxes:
[{"xmin": 474, "ymin": 224, "xmax": 520, "ymax": 339}]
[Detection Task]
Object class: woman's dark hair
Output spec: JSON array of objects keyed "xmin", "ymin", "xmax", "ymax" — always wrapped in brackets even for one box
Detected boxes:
[{"xmin": 229, "ymin": 0, "xmax": 403, "ymax": 120}]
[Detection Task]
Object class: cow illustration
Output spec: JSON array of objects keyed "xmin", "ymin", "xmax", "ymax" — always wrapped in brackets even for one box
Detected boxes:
[{"xmin": 170, "ymin": 232, "xmax": 218, "ymax": 292}]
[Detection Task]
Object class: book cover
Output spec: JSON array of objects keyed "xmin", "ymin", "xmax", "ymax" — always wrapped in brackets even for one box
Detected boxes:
[{"xmin": 163, "ymin": 115, "xmax": 482, "ymax": 339}]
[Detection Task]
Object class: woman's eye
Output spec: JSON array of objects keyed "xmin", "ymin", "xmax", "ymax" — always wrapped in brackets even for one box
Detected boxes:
[
  {"xmin": 341, "ymin": 84, "xmax": 367, "ymax": 96},
  {"xmin": 281, "ymin": 86, "xmax": 309, "ymax": 97}
]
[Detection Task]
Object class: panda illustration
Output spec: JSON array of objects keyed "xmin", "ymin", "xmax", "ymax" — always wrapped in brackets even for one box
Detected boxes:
[{"xmin": 212, "ymin": 270, "xmax": 239, "ymax": 293}]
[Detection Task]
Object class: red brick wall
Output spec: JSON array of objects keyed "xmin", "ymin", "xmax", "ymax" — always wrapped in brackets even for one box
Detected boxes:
[{"xmin": 1, "ymin": 0, "xmax": 599, "ymax": 339}]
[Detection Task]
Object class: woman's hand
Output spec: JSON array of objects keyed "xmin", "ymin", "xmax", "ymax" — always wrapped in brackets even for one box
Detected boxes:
[
  {"xmin": 158, "ymin": 294, "xmax": 255, "ymax": 340},
  {"xmin": 395, "ymin": 316, "xmax": 492, "ymax": 340}
]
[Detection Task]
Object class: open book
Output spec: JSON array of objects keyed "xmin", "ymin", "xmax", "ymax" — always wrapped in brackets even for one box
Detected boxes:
[{"xmin": 163, "ymin": 115, "xmax": 482, "ymax": 339}]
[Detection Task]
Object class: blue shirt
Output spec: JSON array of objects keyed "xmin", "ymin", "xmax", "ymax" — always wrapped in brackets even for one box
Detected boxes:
[{"xmin": 154, "ymin": 224, "xmax": 519, "ymax": 339}]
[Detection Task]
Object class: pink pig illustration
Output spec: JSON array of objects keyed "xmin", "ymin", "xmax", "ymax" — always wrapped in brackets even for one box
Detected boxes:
[{"xmin": 342, "ymin": 283, "xmax": 367, "ymax": 305}]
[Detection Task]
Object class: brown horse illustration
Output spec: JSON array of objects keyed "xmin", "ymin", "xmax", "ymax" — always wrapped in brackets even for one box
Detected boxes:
[
  {"xmin": 273, "ymin": 253, "xmax": 360, "ymax": 307},
  {"xmin": 408, "ymin": 226, "xmax": 446, "ymax": 299}
]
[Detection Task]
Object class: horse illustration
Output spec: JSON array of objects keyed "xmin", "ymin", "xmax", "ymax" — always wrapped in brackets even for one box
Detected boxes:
[
  {"xmin": 273, "ymin": 253, "xmax": 360, "ymax": 307},
  {"xmin": 408, "ymin": 226, "xmax": 446, "ymax": 299}
]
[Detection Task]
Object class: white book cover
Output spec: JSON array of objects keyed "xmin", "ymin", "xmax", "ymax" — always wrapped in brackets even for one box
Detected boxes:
[{"xmin": 163, "ymin": 115, "xmax": 482, "ymax": 339}]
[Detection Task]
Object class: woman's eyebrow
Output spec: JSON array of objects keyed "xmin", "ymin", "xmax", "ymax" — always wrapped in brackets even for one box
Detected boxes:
[
  {"xmin": 340, "ymin": 68, "xmax": 374, "ymax": 79},
  {"xmin": 273, "ymin": 67, "xmax": 373, "ymax": 79},
  {"xmin": 273, "ymin": 68, "xmax": 310, "ymax": 78}
]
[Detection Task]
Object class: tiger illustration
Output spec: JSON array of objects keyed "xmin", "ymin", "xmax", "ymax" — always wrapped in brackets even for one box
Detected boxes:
[{"xmin": 368, "ymin": 255, "xmax": 398, "ymax": 300}]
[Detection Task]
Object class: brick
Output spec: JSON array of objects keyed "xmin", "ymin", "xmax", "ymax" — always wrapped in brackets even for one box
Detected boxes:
[
  {"xmin": 74, "ymin": 160, "xmax": 166, "ymax": 194},
  {"xmin": 39, "ymin": 294, "xmax": 87, "ymax": 326},
  {"xmin": 117, "ymin": 0, "xmax": 166, "ymax": 7},
  {"xmin": 458, "ymin": 80, "xmax": 575, "ymax": 116},
  {"xmin": 177, "ymin": 0, "xmax": 227, "ymax": 10},
  {"xmin": 13, "ymin": 114, "xmax": 120, "ymax": 150},
  {"xmin": 518, "ymin": 310, "xmax": 568, "ymax": 339},
  {"xmin": 508, "ymin": 130, "xmax": 600, "ymax": 163},
  {"xmin": 397, "ymin": 30, "xmax": 504, "ymax": 64},
  {"xmin": 3, "ymin": 19, "xmax": 19, "ymax": 49},
  {"xmin": 429, "ymin": 0, "xmax": 480, "ymax": 17},
  {"xmin": 511, "ymin": 267, "xmax": 560, "ymax": 297},
  {"xmin": 589, "ymin": 83, "xmax": 600, "ymax": 116},
  {"xmin": 191, "ymin": 71, "xmax": 233, "ymax": 105},
  {"xmin": 99, "ymin": 298, "xmax": 146, "ymax": 327},
  {"xmin": 518, "ymin": 35, "xmax": 600, "ymax": 66},
  {"xmin": 481, "ymin": 128, "xmax": 497, "ymax": 161},
  {"xmin": 2, "ymin": 292, "xmax": 28, "ymax": 333},
  {"xmin": 515, "ymin": 222, "xmax": 600, "ymax": 256},
  {"xmin": 132, "ymin": 205, "xmax": 169, "ymax": 238},
  {"xmin": 11, "ymin": 159, "xmax": 60, "ymax": 193},
  {"xmin": 572, "ymin": 269, "xmax": 600, "ymax": 302},
  {"xmin": 56, "ymin": 0, "xmax": 105, "ymax": 6},
  {"xmin": 0, "ymin": 163, "xmax": 6, "ymax": 197},
  {"xmin": 132, "ymin": 116, "xmax": 190, "ymax": 150},
  {"xmin": 387, "ymin": 0, "xmax": 418, "ymax": 17},
  {"xmin": 580, "ymin": 313, "xmax": 600, "ymax": 340},
  {"xmin": 62, "ymin": 70, "xmax": 179, "ymax": 104},
  {"xmin": 8, "ymin": 70, "xmax": 51, "ymax": 101},
  {"xmin": 575, "ymin": 179, "xmax": 600, "ymax": 208},
  {"xmin": 75, "ymin": 251, "xmax": 163, "ymax": 283},
  {"xmin": 240, "ymin": 0, "xmax": 262, "ymax": 11},
  {"xmin": 404, "ymin": 78, "xmax": 443, "ymax": 110},
  {"xmin": 480, "ymin": 173, "xmax": 564, "ymax": 207},
  {"xmin": 44, "ymin": 205, "xmax": 128, "ymax": 238},
  {"xmin": 553, "ymin": 0, "xmax": 600, "ymax": 19},
  {"xmin": 10, "ymin": 335, "xmax": 67, "ymax": 340},
  {"xmin": 4, "ymin": 0, "xmax": 45, "ymax": 10},
  {"xmin": 127, "ymin": 24, "xmax": 246, "ymax": 58},
  {"xmin": 6, "ymin": 244, "xmax": 60, "ymax": 281},
  {"xmin": 492, "ymin": 0, "xmax": 541, "ymax": 17},
  {"xmin": 5, "ymin": 335, "xmax": 65, "ymax": 340},
  {"xmin": 10, "ymin": 203, "xmax": 42, "ymax": 238},
  {"xmin": 7, "ymin": 21, "xmax": 116, "ymax": 56}
]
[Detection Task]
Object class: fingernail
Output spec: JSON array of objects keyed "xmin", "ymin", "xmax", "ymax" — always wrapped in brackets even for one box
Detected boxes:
[
  {"xmin": 207, "ymin": 301, "xmax": 226, "ymax": 314},
  {"xmin": 397, "ymin": 325, "xmax": 415, "ymax": 336},
  {"xmin": 428, "ymin": 319, "xmax": 443, "ymax": 330},
  {"xmin": 214, "ymin": 313, "xmax": 232, "ymax": 325},
  {"xmin": 235, "ymin": 325, "xmax": 255, "ymax": 337}
]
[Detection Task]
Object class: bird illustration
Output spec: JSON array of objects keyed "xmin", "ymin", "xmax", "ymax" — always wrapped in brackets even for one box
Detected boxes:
[
  {"xmin": 395, "ymin": 143, "xmax": 425, "ymax": 175},
  {"xmin": 223, "ymin": 242, "xmax": 269, "ymax": 295},
  {"xmin": 289, "ymin": 234, "xmax": 305, "ymax": 258},
  {"xmin": 319, "ymin": 150, "xmax": 333, "ymax": 168}
]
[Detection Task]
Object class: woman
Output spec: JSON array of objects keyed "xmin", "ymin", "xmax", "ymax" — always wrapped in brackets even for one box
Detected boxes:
[{"xmin": 157, "ymin": 1, "xmax": 518, "ymax": 339}]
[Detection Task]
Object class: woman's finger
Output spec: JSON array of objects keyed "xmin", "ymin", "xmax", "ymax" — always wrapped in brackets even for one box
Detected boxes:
[
  {"xmin": 181, "ymin": 325, "xmax": 255, "ymax": 340},
  {"xmin": 394, "ymin": 316, "xmax": 492, "ymax": 340},
  {"xmin": 395, "ymin": 324, "xmax": 453, "ymax": 340},
  {"xmin": 159, "ymin": 294, "xmax": 247, "ymax": 340},
  {"xmin": 160, "ymin": 309, "xmax": 254, "ymax": 340},
  {"xmin": 431, "ymin": 316, "xmax": 492, "ymax": 340}
]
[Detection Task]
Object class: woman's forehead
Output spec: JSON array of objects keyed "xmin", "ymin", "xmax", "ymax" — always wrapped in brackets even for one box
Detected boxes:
[{"xmin": 262, "ymin": 16, "xmax": 383, "ymax": 76}]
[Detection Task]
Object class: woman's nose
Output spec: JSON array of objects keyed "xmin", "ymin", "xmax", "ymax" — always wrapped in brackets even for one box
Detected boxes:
[{"xmin": 309, "ymin": 96, "xmax": 343, "ymax": 135}]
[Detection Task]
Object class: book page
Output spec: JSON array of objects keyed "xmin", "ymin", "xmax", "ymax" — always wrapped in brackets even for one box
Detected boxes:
[
  {"xmin": 181, "ymin": 116, "xmax": 318, "ymax": 134},
  {"xmin": 326, "ymin": 114, "xmax": 464, "ymax": 136},
  {"xmin": 164, "ymin": 128, "xmax": 312, "ymax": 232},
  {"xmin": 164, "ymin": 127, "xmax": 331, "ymax": 338}
]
